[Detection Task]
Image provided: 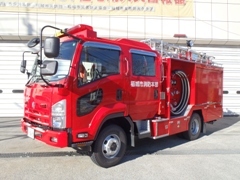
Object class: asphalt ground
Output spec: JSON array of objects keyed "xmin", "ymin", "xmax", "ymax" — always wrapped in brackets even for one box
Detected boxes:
[{"xmin": 0, "ymin": 116, "xmax": 240, "ymax": 180}]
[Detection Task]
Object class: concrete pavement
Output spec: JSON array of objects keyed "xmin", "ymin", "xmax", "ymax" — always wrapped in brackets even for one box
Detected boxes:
[{"xmin": 0, "ymin": 116, "xmax": 240, "ymax": 180}]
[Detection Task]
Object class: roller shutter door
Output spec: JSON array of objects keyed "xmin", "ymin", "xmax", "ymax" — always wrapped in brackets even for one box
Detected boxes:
[
  {"xmin": 0, "ymin": 42, "xmax": 239, "ymax": 117},
  {"xmin": 0, "ymin": 42, "xmax": 35, "ymax": 117}
]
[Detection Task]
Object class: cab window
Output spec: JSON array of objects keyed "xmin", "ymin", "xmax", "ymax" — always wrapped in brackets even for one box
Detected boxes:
[
  {"xmin": 78, "ymin": 42, "xmax": 120, "ymax": 86},
  {"xmin": 132, "ymin": 53, "xmax": 155, "ymax": 76}
]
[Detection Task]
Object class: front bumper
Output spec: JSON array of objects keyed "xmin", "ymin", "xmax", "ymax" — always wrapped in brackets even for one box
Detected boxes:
[{"xmin": 21, "ymin": 118, "xmax": 68, "ymax": 148}]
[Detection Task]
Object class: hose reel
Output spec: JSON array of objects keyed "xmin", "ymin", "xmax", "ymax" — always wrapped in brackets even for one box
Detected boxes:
[{"xmin": 170, "ymin": 70, "xmax": 190, "ymax": 115}]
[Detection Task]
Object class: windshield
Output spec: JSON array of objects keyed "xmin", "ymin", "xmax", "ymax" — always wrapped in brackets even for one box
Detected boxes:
[
  {"xmin": 55, "ymin": 40, "xmax": 77, "ymax": 60},
  {"xmin": 28, "ymin": 40, "xmax": 77, "ymax": 84}
]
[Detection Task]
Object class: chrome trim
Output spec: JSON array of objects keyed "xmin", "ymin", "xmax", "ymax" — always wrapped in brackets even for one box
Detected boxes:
[
  {"xmin": 156, "ymin": 121, "xmax": 158, "ymax": 136},
  {"xmin": 83, "ymin": 41, "xmax": 121, "ymax": 51},
  {"xmin": 152, "ymin": 118, "xmax": 169, "ymax": 123},
  {"xmin": 152, "ymin": 134, "xmax": 169, "ymax": 139}
]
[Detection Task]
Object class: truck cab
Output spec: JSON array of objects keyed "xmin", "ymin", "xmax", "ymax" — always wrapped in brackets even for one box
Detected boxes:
[{"xmin": 21, "ymin": 24, "xmax": 163, "ymax": 167}]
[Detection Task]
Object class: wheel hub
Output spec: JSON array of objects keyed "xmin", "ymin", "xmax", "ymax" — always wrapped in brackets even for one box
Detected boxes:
[
  {"xmin": 102, "ymin": 134, "xmax": 121, "ymax": 159},
  {"xmin": 191, "ymin": 118, "xmax": 200, "ymax": 135},
  {"xmin": 110, "ymin": 143, "xmax": 117, "ymax": 151}
]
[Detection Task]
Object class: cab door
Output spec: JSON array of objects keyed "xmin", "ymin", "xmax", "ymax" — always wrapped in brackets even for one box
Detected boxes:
[
  {"xmin": 126, "ymin": 49, "xmax": 159, "ymax": 120},
  {"xmin": 71, "ymin": 42, "xmax": 124, "ymax": 142}
]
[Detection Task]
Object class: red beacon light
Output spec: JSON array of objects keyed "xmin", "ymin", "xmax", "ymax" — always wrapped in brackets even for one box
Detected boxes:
[{"xmin": 173, "ymin": 34, "xmax": 187, "ymax": 38}]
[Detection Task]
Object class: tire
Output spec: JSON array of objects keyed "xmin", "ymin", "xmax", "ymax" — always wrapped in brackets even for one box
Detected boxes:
[
  {"xmin": 183, "ymin": 113, "xmax": 202, "ymax": 140},
  {"xmin": 91, "ymin": 125, "xmax": 127, "ymax": 168}
]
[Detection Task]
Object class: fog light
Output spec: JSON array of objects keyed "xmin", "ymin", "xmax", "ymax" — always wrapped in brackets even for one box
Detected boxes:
[
  {"xmin": 50, "ymin": 137, "xmax": 58, "ymax": 143},
  {"xmin": 77, "ymin": 133, "xmax": 88, "ymax": 138}
]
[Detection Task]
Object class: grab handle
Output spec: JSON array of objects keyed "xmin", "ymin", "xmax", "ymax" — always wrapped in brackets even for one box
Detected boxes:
[{"xmin": 125, "ymin": 58, "xmax": 129, "ymax": 76}]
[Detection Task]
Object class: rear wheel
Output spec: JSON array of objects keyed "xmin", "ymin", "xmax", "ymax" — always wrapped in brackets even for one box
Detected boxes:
[
  {"xmin": 183, "ymin": 113, "xmax": 202, "ymax": 140},
  {"xmin": 91, "ymin": 125, "xmax": 127, "ymax": 168}
]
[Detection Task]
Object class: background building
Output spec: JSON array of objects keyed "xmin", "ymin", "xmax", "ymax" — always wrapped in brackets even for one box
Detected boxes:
[{"xmin": 0, "ymin": 0, "xmax": 239, "ymax": 117}]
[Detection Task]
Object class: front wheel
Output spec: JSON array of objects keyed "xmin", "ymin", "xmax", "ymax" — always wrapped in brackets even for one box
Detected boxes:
[
  {"xmin": 183, "ymin": 113, "xmax": 202, "ymax": 140},
  {"xmin": 91, "ymin": 125, "xmax": 127, "ymax": 168}
]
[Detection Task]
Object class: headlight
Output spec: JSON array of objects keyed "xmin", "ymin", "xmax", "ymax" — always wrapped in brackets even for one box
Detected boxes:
[{"xmin": 52, "ymin": 99, "xmax": 66, "ymax": 129}]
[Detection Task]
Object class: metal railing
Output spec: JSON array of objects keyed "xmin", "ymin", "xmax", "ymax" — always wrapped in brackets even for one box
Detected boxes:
[{"xmin": 141, "ymin": 39, "xmax": 222, "ymax": 67}]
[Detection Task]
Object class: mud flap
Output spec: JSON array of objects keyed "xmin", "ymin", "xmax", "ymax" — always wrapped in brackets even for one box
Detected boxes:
[{"xmin": 202, "ymin": 122, "xmax": 207, "ymax": 134}]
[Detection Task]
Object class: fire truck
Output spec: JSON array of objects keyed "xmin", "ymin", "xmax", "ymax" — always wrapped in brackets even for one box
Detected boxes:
[{"xmin": 20, "ymin": 24, "xmax": 223, "ymax": 168}]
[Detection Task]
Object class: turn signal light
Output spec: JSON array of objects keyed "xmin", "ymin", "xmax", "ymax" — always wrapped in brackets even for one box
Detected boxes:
[{"xmin": 77, "ymin": 133, "xmax": 88, "ymax": 138}]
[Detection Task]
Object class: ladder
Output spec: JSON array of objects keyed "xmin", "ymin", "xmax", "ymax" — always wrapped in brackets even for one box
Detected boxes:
[{"xmin": 141, "ymin": 39, "xmax": 221, "ymax": 67}]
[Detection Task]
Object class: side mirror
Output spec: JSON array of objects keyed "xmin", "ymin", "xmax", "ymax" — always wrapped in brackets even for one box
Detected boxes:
[
  {"xmin": 20, "ymin": 60, "xmax": 27, "ymax": 73},
  {"xmin": 44, "ymin": 37, "xmax": 60, "ymax": 58},
  {"xmin": 27, "ymin": 37, "xmax": 40, "ymax": 48},
  {"xmin": 40, "ymin": 60, "xmax": 58, "ymax": 75}
]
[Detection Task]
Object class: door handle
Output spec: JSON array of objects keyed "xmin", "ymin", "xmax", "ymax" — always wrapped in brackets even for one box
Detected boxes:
[
  {"xmin": 116, "ymin": 89, "xmax": 122, "ymax": 101},
  {"xmin": 154, "ymin": 89, "xmax": 158, "ymax": 99}
]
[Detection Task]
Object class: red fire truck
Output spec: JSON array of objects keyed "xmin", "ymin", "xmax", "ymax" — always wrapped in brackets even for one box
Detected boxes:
[{"xmin": 20, "ymin": 24, "xmax": 223, "ymax": 168}]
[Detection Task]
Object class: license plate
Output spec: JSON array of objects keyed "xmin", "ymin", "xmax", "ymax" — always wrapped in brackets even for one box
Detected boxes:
[{"xmin": 27, "ymin": 127, "xmax": 35, "ymax": 139}]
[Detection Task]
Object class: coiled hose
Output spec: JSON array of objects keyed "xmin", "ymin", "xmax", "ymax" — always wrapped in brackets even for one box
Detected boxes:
[{"xmin": 170, "ymin": 70, "xmax": 190, "ymax": 115}]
